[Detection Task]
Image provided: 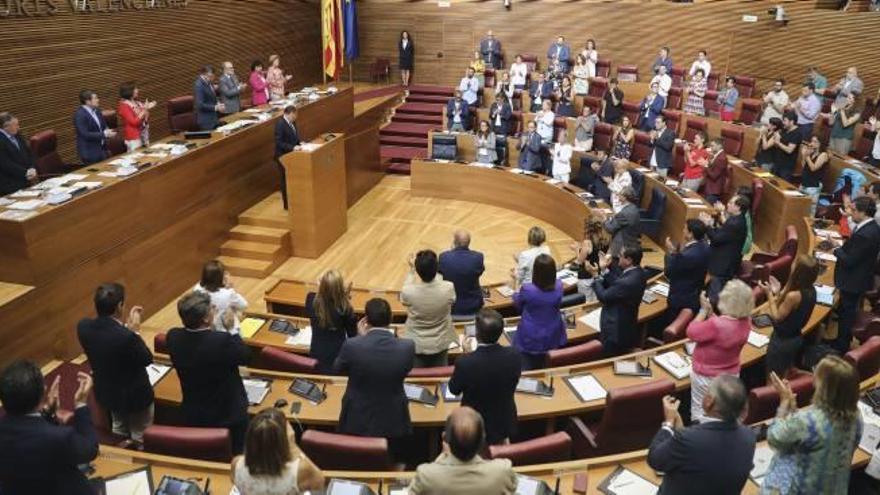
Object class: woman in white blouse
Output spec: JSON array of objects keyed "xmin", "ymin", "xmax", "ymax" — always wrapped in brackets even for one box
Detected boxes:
[
  {"xmin": 580, "ymin": 39, "xmax": 598, "ymax": 79},
  {"xmin": 509, "ymin": 54, "xmax": 529, "ymax": 90},
  {"xmin": 513, "ymin": 226, "xmax": 552, "ymax": 285},
  {"xmin": 606, "ymin": 158, "xmax": 633, "ymax": 213},
  {"xmin": 194, "ymin": 260, "xmax": 248, "ymax": 333},
  {"xmin": 536, "ymin": 100, "xmax": 555, "ymax": 143},
  {"xmin": 688, "ymin": 50, "xmax": 712, "ymax": 78},
  {"xmin": 495, "ymin": 71, "xmax": 514, "ymax": 101}
]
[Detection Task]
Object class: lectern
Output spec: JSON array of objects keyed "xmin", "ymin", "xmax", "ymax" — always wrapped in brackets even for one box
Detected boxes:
[{"xmin": 280, "ymin": 133, "xmax": 347, "ymax": 258}]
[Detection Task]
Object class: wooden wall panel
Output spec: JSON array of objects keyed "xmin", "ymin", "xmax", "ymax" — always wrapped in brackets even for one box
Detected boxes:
[
  {"xmin": 0, "ymin": 0, "xmax": 322, "ymax": 162},
  {"xmin": 351, "ymin": 0, "xmax": 880, "ymax": 98}
]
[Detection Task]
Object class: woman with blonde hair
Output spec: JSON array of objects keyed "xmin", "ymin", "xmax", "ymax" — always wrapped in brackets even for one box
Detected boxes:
[
  {"xmin": 761, "ymin": 356, "xmax": 862, "ymax": 495},
  {"xmin": 232, "ymin": 408, "xmax": 324, "ymax": 494},
  {"xmin": 513, "ymin": 226, "xmax": 551, "ymax": 286},
  {"xmin": 306, "ymin": 270, "xmax": 357, "ymax": 374},
  {"xmin": 266, "ymin": 54, "xmax": 292, "ymax": 101},
  {"xmin": 685, "ymin": 279, "xmax": 753, "ymax": 422}
]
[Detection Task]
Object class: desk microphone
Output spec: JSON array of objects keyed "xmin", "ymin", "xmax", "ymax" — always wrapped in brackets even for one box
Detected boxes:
[
  {"xmin": 548, "ymin": 376, "xmax": 555, "ymax": 393},
  {"xmin": 378, "ymin": 479, "xmax": 383, "ymax": 495},
  {"xmin": 203, "ymin": 476, "xmax": 211, "ymax": 495},
  {"xmin": 553, "ymin": 476, "xmax": 560, "ymax": 494}
]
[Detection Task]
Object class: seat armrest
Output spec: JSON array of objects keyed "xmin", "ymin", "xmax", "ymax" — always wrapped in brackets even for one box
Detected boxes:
[
  {"xmin": 566, "ymin": 416, "xmax": 597, "ymax": 449},
  {"xmin": 750, "ymin": 253, "xmax": 777, "ymax": 265}
]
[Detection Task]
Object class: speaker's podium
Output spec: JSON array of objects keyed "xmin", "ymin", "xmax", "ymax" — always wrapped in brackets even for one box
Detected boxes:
[{"xmin": 279, "ymin": 133, "xmax": 347, "ymax": 258}]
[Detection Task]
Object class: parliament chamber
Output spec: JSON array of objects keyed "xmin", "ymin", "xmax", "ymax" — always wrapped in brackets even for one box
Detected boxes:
[{"xmin": 2, "ymin": 0, "xmax": 880, "ymax": 494}]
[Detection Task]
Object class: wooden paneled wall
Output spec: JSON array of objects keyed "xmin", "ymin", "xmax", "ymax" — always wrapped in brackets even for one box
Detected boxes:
[
  {"xmin": 0, "ymin": 0, "xmax": 322, "ymax": 161},
  {"xmin": 351, "ymin": 0, "xmax": 880, "ymax": 98}
]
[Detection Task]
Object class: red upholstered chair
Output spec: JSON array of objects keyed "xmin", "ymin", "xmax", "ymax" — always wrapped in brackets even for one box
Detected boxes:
[
  {"xmin": 844, "ymin": 336, "xmax": 880, "ymax": 381},
  {"xmin": 588, "ymin": 78, "xmax": 608, "ymax": 99},
  {"xmin": 821, "ymin": 89, "xmax": 837, "ymax": 114},
  {"xmin": 721, "ymin": 127, "xmax": 744, "ymax": 157},
  {"xmin": 593, "ymin": 123, "xmax": 614, "ymax": 152},
  {"xmin": 816, "ymin": 114, "xmax": 833, "ymax": 148},
  {"xmin": 621, "ymin": 102, "xmax": 640, "ymax": 127},
  {"xmin": 748, "ymin": 225, "xmax": 798, "ymax": 285},
  {"xmin": 630, "ymin": 131, "xmax": 653, "ymax": 166},
  {"xmin": 703, "ymin": 90, "xmax": 721, "ymax": 118},
  {"xmin": 596, "ymin": 59, "xmax": 612, "ymax": 79},
  {"xmin": 733, "ymin": 76, "xmax": 756, "ymax": 99},
  {"xmin": 101, "ymin": 110, "xmax": 126, "ymax": 158},
  {"xmin": 616, "ymin": 64, "xmax": 639, "ymax": 83},
  {"xmin": 666, "ymin": 87, "xmax": 683, "ymax": 110},
  {"xmin": 670, "ymin": 65, "xmax": 686, "ymax": 89},
  {"xmin": 566, "ymin": 379, "xmax": 675, "ymax": 457},
  {"xmin": 706, "ymin": 73, "xmax": 719, "ymax": 91},
  {"xmin": 509, "ymin": 111, "xmax": 523, "ymax": 136},
  {"xmin": 143, "ymin": 425, "xmax": 232, "ymax": 462},
  {"xmin": 29, "ymin": 130, "xmax": 76, "ymax": 176},
  {"xmin": 553, "ymin": 117, "xmax": 568, "ymax": 143},
  {"xmin": 257, "ymin": 346, "xmax": 319, "ymax": 374},
  {"xmin": 662, "ymin": 109, "xmax": 682, "ymax": 136},
  {"xmin": 671, "ymin": 142, "xmax": 686, "ymax": 178},
  {"xmin": 408, "ymin": 365, "xmax": 454, "ymax": 378},
  {"xmin": 751, "ymin": 179, "xmax": 763, "ymax": 215},
  {"xmin": 743, "ymin": 370, "xmax": 814, "ymax": 424},
  {"xmin": 854, "ymin": 313, "xmax": 880, "ymax": 345},
  {"xmin": 300, "ymin": 430, "xmax": 398, "ymax": 471},
  {"xmin": 166, "ymin": 96, "xmax": 198, "ymax": 134},
  {"xmin": 484, "ymin": 69, "xmax": 496, "ymax": 88},
  {"xmin": 583, "ymin": 96, "xmax": 602, "ymax": 115},
  {"xmin": 738, "ymin": 99, "xmax": 762, "ymax": 126},
  {"xmin": 489, "ymin": 432, "xmax": 572, "ymax": 466},
  {"xmin": 546, "ymin": 340, "xmax": 604, "ymax": 367},
  {"xmin": 662, "ymin": 308, "xmax": 695, "ymax": 343},
  {"xmin": 369, "ymin": 58, "xmax": 391, "ymax": 83},
  {"xmin": 521, "ymin": 54, "xmax": 538, "ymax": 73},
  {"xmin": 153, "ymin": 333, "xmax": 168, "ymax": 354},
  {"xmin": 852, "ymin": 128, "xmax": 878, "ymax": 161},
  {"xmin": 684, "ymin": 117, "xmax": 708, "ymax": 142}
]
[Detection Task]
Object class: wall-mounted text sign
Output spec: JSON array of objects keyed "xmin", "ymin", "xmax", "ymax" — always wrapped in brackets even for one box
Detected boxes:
[{"xmin": 0, "ymin": 0, "xmax": 188, "ymax": 18}]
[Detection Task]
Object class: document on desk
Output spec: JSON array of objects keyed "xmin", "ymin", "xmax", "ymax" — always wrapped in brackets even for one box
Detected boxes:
[
  {"xmin": 649, "ymin": 282, "xmax": 670, "ymax": 297},
  {"xmin": 243, "ymin": 378, "xmax": 272, "ymax": 406},
  {"xmin": 564, "ymin": 374, "xmax": 607, "ymax": 403},
  {"xmin": 597, "ymin": 466, "xmax": 658, "ymax": 495},
  {"xmin": 8, "ymin": 189, "xmax": 41, "ymax": 198},
  {"xmin": 285, "ymin": 325, "xmax": 313, "ymax": 346},
  {"xmin": 103, "ymin": 467, "xmax": 152, "ymax": 495},
  {"xmin": 239, "ymin": 317, "xmax": 266, "ymax": 339},
  {"xmin": 146, "ymin": 363, "xmax": 171, "ymax": 386},
  {"xmin": 750, "ymin": 445, "xmax": 774, "ymax": 485},
  {"xmin": 0, "ymin": 210, "xmax": 37, "ymax": 221},
  {"xmin": 0, "ymin": 197, "xmax": 13, "ymax": 206},
  {"xmin": 653, "ymin": 351, "xmax": 691, "ymax": 380},
  {"xmin": 577, "ymin": 308, "xmax": 602, "ymax": 332},
  {"xmin": 497, "ymin": 285, "xmax": 515, "ymax": 298},
  {"xmin": 860, "ymin": 423, "xmax": 880, "ymax": 453},
  {"xmin": 815, "ymin": 285, "xmax": 835, "ymax": 306},
  {"xmin": 682, "ymin": 197, "xmax": 705, "ymax": 205},
  {"xmin": 815, "ymin": 251, "xmax": 837, "ymax": 262},
  {"xmin": 782, "ymin": 190, "xmax": 804, "ymax": 196},
  {"xmin": 298, "ymin": 143, "xmax": 322, "ymax": 152},
  {"xmin": 7, "ymin": 199, "xmax": 45, "ymax": 210},
  {"xmin": 813, "ymin": 228, "xmax": 841, "ymax": 239},
  {"xmin": 747, "ymin": 331, "xmax": 770, "ymax": 348}
]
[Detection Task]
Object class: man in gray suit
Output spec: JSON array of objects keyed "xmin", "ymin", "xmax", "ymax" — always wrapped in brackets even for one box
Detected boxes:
[
  {"xmin": 479, "ymin": 30, "xmax": 503, "ymax": 69},
  {"xmin": 218, "ymin": 61, "xmax": 247, "ymax": 115},
  {"xmin": 833, "ymin": 66, "xmax": 863, "ymax": 108},
  {"xmin": 603, "ymin": 185, "xmax": 641, "ymax": 257}
]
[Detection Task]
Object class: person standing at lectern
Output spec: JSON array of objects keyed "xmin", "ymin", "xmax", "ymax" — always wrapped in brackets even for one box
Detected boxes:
[
  {"xmin": 274, "ymin": 106, "xmax": 300, "ymax": 210},
  {"xmin": 194, "ymin": 65, "xmax": 224, "ymax": 131}
]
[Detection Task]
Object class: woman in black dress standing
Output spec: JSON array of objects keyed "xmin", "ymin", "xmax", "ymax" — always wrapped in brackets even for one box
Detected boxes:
[
  {"xmin": 399, "ymin": 30, "xmax": 414, "ymax": 87},
  {"xmin": 306, "ymin": 270, "xmax": 357, "ymax": 374}
]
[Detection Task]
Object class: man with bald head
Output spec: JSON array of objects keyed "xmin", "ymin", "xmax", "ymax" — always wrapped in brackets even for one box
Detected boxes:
[
  {"xmin": 833, "ymin": 67, "xmax": 863, "ymax": 108},
  {"xmin": 218, "ymin": 61, "xmax": 247, "ymax": 115},
  {"xmin": 409, "ymin": 407, "xmax": 518, "ymax": 494},
  {"xmin": 439, "ymin": 230, "xmax": 485, "ymax": 317}
]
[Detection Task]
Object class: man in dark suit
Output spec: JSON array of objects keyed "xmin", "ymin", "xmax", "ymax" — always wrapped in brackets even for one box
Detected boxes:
[
  {"xmin": 649, "ymin": 114, "xmax": 675, "ymax": 178},
  {"xmin": 448, "ymin": 309, "xmax": 521, "ymax": 444},
  {"xmin": 518, "ymin": 120, "xmax": 543, "ymax": 172},
  {"xmin": 546, "ymin": 35, "xmax": 571, "ymax": 73},
  {"xmin": 479, "ymin": 30, "xmax": 503, "ymax": 69},
  {"xmin": 574, "ymin": 150, "xmax": 614, "ymax": 203},
  {"xmin": 587, "ymin": 245, "xmax": 648, "ymax": 356},
  {"xmin": 274, "ymin": 105, "xmax": 301, "ymax": 210},
  {"xmin": 703, "ymin": 139, "xmax": 728, "ymax": 204},
  {"xmin": 77, "ymin": 283, "xmax": 153, "ymax": 444},
  {"xmin": 701, "ymin": 194, "xmax": 749, "ymax": 303},
  {"xmin": 0, "ymin": 361, "xmax": 98, "ymax": 495},
  {"xmin": 74, "ymin": 90, "xmax": 115, "ymax": 165},
  {"xmin": 603, "ymin": 186, "xmax": 641, "ymax": 257},
  {"xmin": 446, "ymin": 90, "xmax": 471, "ymax": 132},
  {"xmin": 0, "ymin": 112, "xmax": 37, "ymax": 196},
  {"xmin": 167, "ymin": 291, "xmax": 250, "ymax": 454},
  {"xmin": 193, "ymin": 65, "xmax": 224, "ymax": 131},
  {"xmin": 664, "ymin": 219, "xmax": 711, "ymax": 318},
  {"xmin": 830, "ymin": 197, "xmax": 880, "ymax": 353},
  {"xmin": 529, "ymin": 73, "xmax": 552, "ymax": 113},
  {"xmin": 335, "ymin": 298, "xmax": 415, "ymax": 441},
  {"xmin": 439, "ymin": 230, "xmax": 486, "ymax": 317},
  {"xmin": 638, "ymin": 83, "xmax": 666, "ymax": 132},
  {"xmin": 647, "ymin": 375, "xmax": 756, "ymax": 495},
  {"xmin": 489, "ymin": 94, "xmax": 512, "ymax": 137}
]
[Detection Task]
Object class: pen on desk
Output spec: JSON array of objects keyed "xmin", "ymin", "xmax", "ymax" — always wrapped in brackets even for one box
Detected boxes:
[{"xmin": 149, "ymin": 365, "xmax": 160, "ymax": 373}]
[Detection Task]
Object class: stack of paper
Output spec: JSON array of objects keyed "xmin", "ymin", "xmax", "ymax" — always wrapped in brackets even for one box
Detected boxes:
[
  {"xmin": 665, "ymin": 179, "xmax": 680, "ymax": 187},
  {"xmin": 146, "ymin": 364, "xmax": 171, "ymax": 386},
  {"xmin": 750, "ymin": 445, "xmax": 774, "ymax": 486},
  {"xmin": 859, "ymin": 423, "xmax": 880, "ymax": 453},
  {"xmin": 578, "ymin": 308, "xmax": 603, "ymax": 332},
  {"xmin": 7, "ymin": 199, "xmax": 45, "ymax": 210},
  {"xmin": 496, "ymin": 285, "xmax": 515, "ymax": 298},
  {"xmin": 782, "ymin": 190, "xmax": 804, "ymax": 197},
  {"xmin": 72, "ymin": 181, "xmax": 102, "ymax": 190},
  {"xmin": 0, "ymin": 210, "xmax": 37, "ymax": 221},
  {"xmin": 0, "ymin": 197, "xmax": 14, "ymax": 206},
  {"xmin": 285, "ymin": 325, "xmax": 313, "ymax": 346},
  {"xmin": 601, "ymin": 467, "xmax": 659, "ymax": 495},
  {"xmin": 748, "ymin": 331, "xmax": 770, "ymax": 348},
  {"xmin": 683, "ymin": 197, "xmax": 705, "ymax": 205},
  {"xmin": 815, "ymin": 251, "xmax": 837, "ymax": 262},
  {"xmin": 243, "ymin": 378, "xmax": 272, "ymax": 406},
  {"xmin": 649, "ymin": 282, "xmax": 670, "ymax": 297},
  {"xmin": 813, "ymin": 228, "xmax": 841, "ymax": 239},
  {"xmin": 565, "ymin": 374, "xmax": 607, "ymax": 402},
  {"xmin": 103, "ymin": 468, "xmax": 152, "ymax": 495},
  {"xmin": 815, "ymin": 285, "xmax": 835, "ymax": 306},
  {"xmin": 653, "ymin": 351, "xmax": 691, "ymax": 379},
  {"xmin": 8, "ymin": 189, "xmax": 40, "ymax": 199}
]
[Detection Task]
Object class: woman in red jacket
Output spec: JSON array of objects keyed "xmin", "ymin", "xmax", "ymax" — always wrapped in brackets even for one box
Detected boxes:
[
  {"xmin": 249, "ymin": 60, "xmax": 269, "ymax": 107},
  {"xmin": 117, "ymin": 82, "xmax": 155, "ymax": 151}
]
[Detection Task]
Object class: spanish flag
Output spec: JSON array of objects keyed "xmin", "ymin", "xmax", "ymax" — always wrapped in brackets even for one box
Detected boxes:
[{"xmin": 322, "ymin": 0, "xmax": 344, "ymax": 79}]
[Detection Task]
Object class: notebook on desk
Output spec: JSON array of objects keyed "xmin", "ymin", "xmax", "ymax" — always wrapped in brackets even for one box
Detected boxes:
[
  {"xmin": 243, "ymin": 377, "xmax": 272, "ymax": 406},
  {"xmin": 597, "ymin": 465, "xmax": 658, "ymax": 495}
]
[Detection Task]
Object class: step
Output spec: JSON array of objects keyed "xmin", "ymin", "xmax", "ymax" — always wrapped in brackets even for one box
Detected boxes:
[
  {"xmin": 408, "ymin": 85, "xmax": 455, "ymax": 96},
  {"xmin": 217, "ymin": 256, "xmax": 275, "ymax": 278},
  {"xmin": 238, "ymin": 212, "xmax": 288, "ymax": 229},
  {"xmin": 386, "ymin": 161, "xmax": 413, "ymax": 175},
  {"xmin": 380, "ymin": 122, "xmax": 439, "ymax": 137},
  {"xmin": 391, "ymin": 113, "xmax": 443, "ymax": 125},
  {"xmin": 380, "ymin": 135, "xmax": 429, "ymax": 148},
  {"xmin": 220, "ymin": 239, "xmax": 284, "ymax": 261},
  {"xmin": 406, "ymin": 94, "xmax": 450, "ymax": 105},
  {"xmin": 380, "ymin": 146, "xmax": 428, "ymax": 161},
  {"xmin": 229, "ymin": 225, "xmax": 289, "ymax": 245},
  {"xmin": 397, "ymin": 102, "xmax": 445, "ymax": 115}
]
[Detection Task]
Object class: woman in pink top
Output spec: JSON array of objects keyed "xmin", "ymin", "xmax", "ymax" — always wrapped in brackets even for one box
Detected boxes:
[
  {"xmin": 249, "ymin": 60, "xmax": 269, "ymax": 106},
  {"xmin": 686, "ymin": 279, "xmax": 753, "ymax": 423}
]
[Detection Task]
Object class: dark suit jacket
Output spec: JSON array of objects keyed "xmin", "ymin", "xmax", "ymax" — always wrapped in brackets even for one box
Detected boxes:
[
  {"xmin": 834, "ymin": 220, "xmax": 880, "ymax": 294},
  {"xmin": 576, "ymin": 155, "xmax": 614, "ymax": 203},
  {"xmin": 639, "ymin": 95, "xmax": 666, "ymax": 131},
  {"xmin": 704, "ymin": 151, "xmax": 728, "ymax": 197},
  {"xmin": 489, "ymin": 101, "xmax": 512, "ymax": 136},
  {"xmin": 480, "ymin": 38, "xmax": 503, "ymax": 69},
  {"xmin": 647, "ymin": 421, "xmax": 756, "ymax": 495},
  {"xmin": 274, "ymin": 117, "xmax": 301, "ymax": 159},
  {"xmin": 77, "ymin": 316, "xmax": 154, "ymax": 414},
  {"xmin": 73, "ymin": 106, "xmax": 108, "ymax": 165},
  {"xmin": 664, "ymin": 241, "xmax": 710, "ymax": 312},
  {"xmin": 193, "ymin": 76, "xmax": 219, "ymax": 131},
  {"xmin": 518, "ymin": 131, "xmax": 543, "ymax": 171},
  {"xmin": 652, "ymin": 128, "xmax": 675, "ymax": 169},
  {"xmin": 167, "ymin": 328, "xmax": 250, "ymax": 427},
  {"xmin": 334, "ymin": 329, "xmax": 415, "ymax": 438},
  {"xmin": 0, "ymin": 407, "xmax": 99, "ymax": 495},
  {"xmin": 604, "ymin": 203, "xmax": 641, "ymax": 256},
  {"xmin": 446, "ymin": 99, "xmax": 471, "ymax": 131},
  {"xmin": 707, "ymin": 214, "xmax": 747, "ymax": 278},
  {"xmin": 529, "ymin": 81, "xmax": 553, "ymax": 107},
  {"xmin": 0, "ymin": 132, "xmax": 34, "ymax": 196},
  {"xmin": 448, "ymin": 344, "xmax": 521, "ymax": 444},
  {"xmin": 594, "ymin": 266, "xmax": 647, "ymax": 351},
  {"xmin": 439, "ymin": 247, "xmax": 486, "ymax": 316}
]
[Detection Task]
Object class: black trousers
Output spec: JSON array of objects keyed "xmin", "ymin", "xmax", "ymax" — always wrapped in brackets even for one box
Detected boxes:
[
  {"xmin": 275, "ymin": 159, "xmax": 288, "ymax": 210},
  {"xmin": 831, "ymin": 290, "xmax": 862, "ymax": 353}
]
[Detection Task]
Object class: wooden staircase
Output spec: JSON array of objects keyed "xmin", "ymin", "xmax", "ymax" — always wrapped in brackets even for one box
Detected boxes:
[{"xmin": 219, "ymin": 204, "xmax": 291, "ymax": 278}]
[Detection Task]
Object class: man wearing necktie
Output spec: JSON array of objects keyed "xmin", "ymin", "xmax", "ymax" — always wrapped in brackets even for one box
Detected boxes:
[
  {"xmin": 194, "ymin": 65, "xmax": 224, "ymax": 130},
  {"xmin": 480, "ymin": 31, "xmax": 503, "ymax": 70},
  {"xmin": 274, "ymin": 105, "xmax": 301, "ymax": 210},
  {"xmin": 74, "ymin": 90, "xmax": 116, "ymax": 165},
  {"xmin": 0, "ymin": 112, "xmax": 37, "ymax": 196}
]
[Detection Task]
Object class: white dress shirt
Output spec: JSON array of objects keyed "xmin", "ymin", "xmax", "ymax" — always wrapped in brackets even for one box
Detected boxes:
[
  {"xmin": 688, "ymin": 60, "xmax": 712, "ymax": 77},
  {"xmin": 509, "ymin": 63, "xmax": 528, "ymax": 86},
  {"xmin": 650, "ymin": 74, "xmax": 673, "ymax": 98}
]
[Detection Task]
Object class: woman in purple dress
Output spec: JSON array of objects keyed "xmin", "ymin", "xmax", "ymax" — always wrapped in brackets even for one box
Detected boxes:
[{"xmin": 511, "ymin": 253, "xmax": 566, "ymax": 370}]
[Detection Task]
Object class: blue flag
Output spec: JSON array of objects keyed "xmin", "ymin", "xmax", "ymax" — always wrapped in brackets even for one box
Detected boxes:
[{"xmin": 343, "ymin": 0, "xmax": 359, "ymax": 60}]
